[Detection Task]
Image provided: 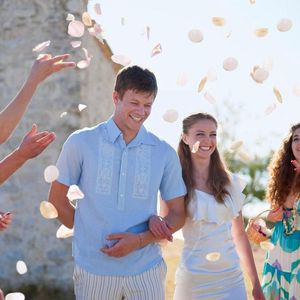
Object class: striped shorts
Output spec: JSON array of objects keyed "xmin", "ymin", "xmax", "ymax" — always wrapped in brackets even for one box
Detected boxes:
[{"xmin": 73, "ymin": 260, "xmax": 167, "ymax": 300}]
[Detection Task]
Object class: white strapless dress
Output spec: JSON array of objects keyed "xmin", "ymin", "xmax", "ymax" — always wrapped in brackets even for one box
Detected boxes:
[{"xmin": 174, "ymin": 175, "xmax": 247, "ymax": 300}]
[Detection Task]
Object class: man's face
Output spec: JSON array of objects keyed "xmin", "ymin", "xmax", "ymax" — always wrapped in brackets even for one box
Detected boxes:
[{"xmin": 113, "ymin": 89, "xmax": 155, "ymax": 137}]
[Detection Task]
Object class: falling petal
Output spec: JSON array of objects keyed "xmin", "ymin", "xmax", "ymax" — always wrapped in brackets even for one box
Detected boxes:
[
  {"xmin": 188, "ymin": 29, "xmax": 203, "ymax": 43},
  {"xmin": 77, "ymin": 60, "xmax": 90, "ymax": 69},
  {"xmin": 265, "ymin": 103, "xmax": 277, "ymax": 115},
  {"xmin": 94, "ymin": 3, "xmax": 102, "ymax": 15},
  {"xmin": 32, "ymin": 40, "xmax": 51, "ymax": 52},
  {"xmin": 60, "ymin": 112, "xmax": 68, "ymax": 118},
  {"xmin": 70, "ymin": 41, "xmax": 81, "ymax": 48},
  {"xmin": 255, "ymin": 28, "xmax": 268, "ymax": 37},
  {"xmin": 206, "ymin": 252, "xmax": 221, "ymax": 261},
  {"xmin": 68, "ymin": 20, "xmax": 85, "ymax": 38},
  {"xmin": 121, "ymin": 17, "xmax": 125, "ymax": 26},
  {"xmin": 273, "ymin": 87, "xmax": 283, "ymax": 103},
  {"xmin": 250, "ymin": 0, "xmax": 256, "ymax": 4},
  {"xmin": 162, "ymin": 109, "xmax": 178, "ymax": 123},
  {"xmin": 250, "ymin": 66, "xmax": 269, "ymax": 83},
  {"xmin": 78, "ymin": 104, "xmax": 87, "ymax": 111},
  {"xmin": 44, "ymin": 165, "xmax": 59, "ymax": 183},
  {"xmin": 204, "ymin": 91, "xmax": 216, "ymax": 104},
  {"xmin": 207, "ymin": 68, "xmax": 218, "ymax": 81},
  {"xmin": 151, "ymin": 43, "xmax": 162, "ymax": 57},
  {"xmin": 212, "ymin": 17, "xmax": 225, "ymax": 26},
  {"xmin": 176, "ymin": 73, "xmax": 189, "ymax": 86},
  {"xmin": 197, "ymin": 76, "xmax": 207, "ymax": 93},
  {"xmin": 16, "ymin": 261, "xmax": 27, "ymax": 275},
  {"xmin": 230, "ymin": 140, "xmax": 243, "ymax": 151},
  {"xmin": 260, "ymin": 241, "xmax": 275, "ymax": 251},
  {"xmin": 82, "ymin": 11, "xmax": 93, "ymax": 27},
  {"xmin": 293, "ymin": 85, "xmax": 300, "ymax": 97},
  {"xmin": 238, "ymin": 150, "xmax": 251, "ymax": 162},
  {"xmin": 40, "ymin": 201, "xmax": 58, "ymax": 219},
  {"xmin": 223, "ymin": 57, "xmax": 238, "ymax": 71},
  {"xmin": 111, "ymin": 54, "xmax": 131, "ymax": 66},
  {"xmin": 146, "ymin": 26, "xmax": 150, "ymax": 40},
  {"xmin": 191, "ymin": 141, "xmax": 200, "ymax": 153},
  {"xmin": 56, "ymin": 224, "xmax": 74, "ymax": 239},
  {"xmin": 5, "ymin": 293, "xmax": 25, "ymax": 300},
  {"xmin": 67, "ymin": 185, "xmax": 84, "ymax": 201},
  {"xmin": 66, "ymin": 13, "xmax": 75, "ymax": 21},
  {"xmin": 261, "ymin": 58, "xmax": 273, "ymax": 72},
  {"xmin": 277, "ymin": 18, "xmax": 293, "ymax": 32},
  {"xmin": 226, "ymin": 31, "xmax": 232, "ymax": 38}
]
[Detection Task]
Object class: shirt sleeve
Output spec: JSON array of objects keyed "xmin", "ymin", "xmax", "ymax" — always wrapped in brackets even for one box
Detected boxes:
[
  {"xmin": 56, "ymin": 132, "xmax": 83, "ymax": 187},
  {"xmin": 159, "ymin": 145, "xmax": 187, "ymax": 201}
]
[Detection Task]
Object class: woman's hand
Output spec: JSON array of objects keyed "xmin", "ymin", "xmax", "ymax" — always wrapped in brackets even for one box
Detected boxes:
[
  {"xmin": 267, "ymin": 207, "xmax": 283, "ymax": 223},
  {"xmin": 252, "ymin": 283, "xmax": 266, "ymax": 300},
  {"xmin": 149, "ymin": 215, "xmax": 173, "ymax": 241}
]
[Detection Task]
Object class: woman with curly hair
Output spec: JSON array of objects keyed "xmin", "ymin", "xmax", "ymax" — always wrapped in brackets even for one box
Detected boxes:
[{"xmin": 262, "ymin": 123, "xmax": 300, "ymax": 299}]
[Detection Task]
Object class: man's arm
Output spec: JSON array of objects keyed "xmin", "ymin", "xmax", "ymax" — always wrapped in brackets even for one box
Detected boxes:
[
  {"xmin": 0, "ymin": 124, "xmax": 55, "ymax": 184},
  {"xmin": 0, "ymin": 54, "xmax": 75, "ymax": 144},
  {"xmin": 48, "ymin": 181, "xmax": 75, "ymax": 229}
]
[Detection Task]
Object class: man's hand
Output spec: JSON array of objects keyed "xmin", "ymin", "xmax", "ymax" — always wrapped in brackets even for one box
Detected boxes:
[
  {"xmin": 100, "ymin": 232, "xmax": 140, "ymax": 257},
  {"xmin": 149, "ymin": 215, "xmax": 173, "ymax": 241},
  {"xmin": 0, "ymin": 212, "xmax": 13, "ymax": 231},
  {"xmin": 16, "ymin": 124, "xmax": 55, "ymax": 160}
]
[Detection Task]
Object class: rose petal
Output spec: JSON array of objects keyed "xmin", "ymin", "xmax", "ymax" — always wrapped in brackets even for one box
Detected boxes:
[
  {"xmin": 206, "ymin": 252, "xmax": 221, "ymax": 261},
  {"xmin": 188, "ymin": 29, "xmax": 203, "ymax": 43},
  {"xmin": 212, "ymin": 17, "xmax": 225, "ymax": 26},
  {"xmin": 44, "ymin": 165, "xmax": 59, "ymax": 183},
  {"xmin": 111, "ymin": 54, "xmax": 131, "ymax": 67},
  {"xmin": 5, "ymin": 293, "xmax": 25, "ymax": 300},
  {"xmin": 250, "ymin": 66, "xmax": 269, "ymax": 83},
  {"xmin": 82, "ymin": 12, "xmax": 93, "ymax": 27},
  {"xmin": 16, "ymin": 260, "xmax": 27, "ymax": 275},
  {"xmin": 40, "ymin": 201, "xmax": 58, "ymax": 219},
  {"xmin": 204, "ymin": 91, "xmax": 216, "ymax": 104},
  {"xmin": 70, "ymin": 41, "xmax": 81, "ymax": 48},
  {"xmin": 66, "ymin": 13, "xmax": 75, "ymax": 21},
  {"xmin": 68, "ymin": 20, "xmax": 85, "ymax": 38},
  {"xmin": 191, "ymin": 141, "xmax": 200, "ymax": 153},
  {"xmin": 197, "ymin": 76, "xmax": 207, "ymax": 93},
  {"xmin": 273, "ymin": 87, "xmax": 283, "ymax": 103},
  {"xmin": 32, "ymin": 40, "xmax": 51, "ymax": 52},
  {"xmin": 162, "ymin": 109, "xmax": 178, "ymax": 123},
  {"xmin": 94, "ymin": 3, "xmax": 102, "ymax": 15},
  {"xmin": 151, "ymin": 43, "xmax": 162, "ymax": 57},
  {"xmin": 56, "ymin": 224, "xmax": 74, "ymax": 239},
  {"xmin": 67, "ymin": 185, "xmax": 84, "ymax": 201},
  {"xmin": 277, "ymin": 18, "xmax": 293, "ymax": 32},
  {"xmin": 223, "ymin": 57, "xmax": 238, "ymax": 71},
  {"xmin": 255, "ymin": 28, "xmax": 268, "ymax": 37},
  {"xmin": 78, "ymin": 104, "xmax": 87, "ymax": 111}
]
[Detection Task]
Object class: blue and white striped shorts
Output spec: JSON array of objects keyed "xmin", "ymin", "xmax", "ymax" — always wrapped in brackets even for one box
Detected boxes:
[{"xmin": 73, "ymin": 260, "xmax": 167, "ymax": 300}]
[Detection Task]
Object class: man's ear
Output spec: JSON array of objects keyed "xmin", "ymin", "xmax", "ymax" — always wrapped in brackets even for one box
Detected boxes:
[{"xmin": 112, "ymin": 91, "xmax": 120, "ymax": 105}]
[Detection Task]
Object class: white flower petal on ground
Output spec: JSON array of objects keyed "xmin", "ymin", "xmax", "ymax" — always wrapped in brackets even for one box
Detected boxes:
[
  {"xmin": 188, "ymin": 29, "xmax": 203, "ymax": 43},
  {"xmin": 206, "ymin": 252, "xmax": 221, "ymax": 261},
  {"xmin": 250, "ymin": 66, "xmax": 269, "ymax": 83},
  {"xmin": 212, "ymin": 17, "xmax": 225, "ymax": 26},
  {"xmin": 82, "ymin": 12, "xmax": 93, "ymax": 27},
  {"xmin": 67, "ymin": 185, "xmax": 84, "ymax": 201},
  {"xmin": 44, "ymin": 165, "xmax": 59, "ymax": 183},
  {"xmin": 260, "ymin": 241, "xmax": 275, "ymax": 251},
  {"xmin": 223, "ymin": 57, "xmax": 238, "ymax": 71},
  {"xmin": 151, "ymin": 43, "xmax": 162, "ymax": 57},
  {"xmin": 32, "ymin": 40, "xmax": 51, "ymax": 52},
  {"xmin": 70, "ymin": 41, "xmax": 81, "ymax": 48},
  {"xmin": 197, "ymin": 76, "xmax": 207, "ymax": 92},
  {"xmin": 277, "ymin": 18, "xmax": 293, "ymax": 32},
  {"xmin": 273, "ymin": 87, "xmax": 283, "ymax": 103},
  {"xmin": 78, "ymin": 104, "xmax": 87, "ymax": 111},
  {"xmin": 94, "ymin": 3, "xmax": 102, "ymax": 15},
  {"xmin": 68, "ymin": 20, "xmax": 85, "ymax": 38},
  {"xmin": 16, "ymin": 260, "xmax": 27, "ymax": 275},
  {"xmin": 66, "ymin": 13, "xmax": 75, "ymax": 21},
  {"xmin": 5, "ymin": 293, "xmax": 25, "ymax": 300},
  {"xmin": 204, "ymin": 91, "xmax": 216, "ymax": 104},
  {"xmin": 191, "ymin": 141, "xmax": 200, "ymax": 153},
  {"xmin": 255, "ymin": 28, "xmax": 268, "ymax": 37},
  {"xmin": 162, "ymin": 109, "xmax": 178, "ymax": 123},
  {"xmin": 56, "ymin": 224, "xmax": 74, "ymax": 239},
  {"xmin": 40, "ymin": 201, "xmax": 58, "ymax": 219},
  {"xmin": 111, "ymin": 55, "xmax": 131, "ymax": 66}
]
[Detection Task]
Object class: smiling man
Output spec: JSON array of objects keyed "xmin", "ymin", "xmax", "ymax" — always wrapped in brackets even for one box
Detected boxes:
[{"xmin": 49, "ymin": 65, "xmax": 186, "ymax": 300}]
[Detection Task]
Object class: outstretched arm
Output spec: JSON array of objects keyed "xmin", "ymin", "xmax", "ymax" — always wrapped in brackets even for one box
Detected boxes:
[
  {"xmin": 0, "ymin": 124, "xmax": 55, "ymax": 184},
  {"xmin": 0, "ymin": 54, "xmax": 75, "ymax": 144}
]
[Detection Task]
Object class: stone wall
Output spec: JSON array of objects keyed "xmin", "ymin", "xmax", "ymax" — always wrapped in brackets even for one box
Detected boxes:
[{"xmin": 0, "ymin": 0, "xmax": 116, "ymax": 289}]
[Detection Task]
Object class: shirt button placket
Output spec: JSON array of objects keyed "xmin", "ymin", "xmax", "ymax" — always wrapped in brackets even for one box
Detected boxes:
[{"xmin": 118, "ymin": 149, "xmax": 128, "ymax": 210}]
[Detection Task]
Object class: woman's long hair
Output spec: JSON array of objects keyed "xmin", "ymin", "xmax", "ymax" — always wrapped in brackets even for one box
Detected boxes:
[
  {"xmin": 177, "ymin": 113, "xmax": 230, "ymax": 206},
  {"xmin": 266, "ymin": 123, "xmax": 300, "ymax": 207}
]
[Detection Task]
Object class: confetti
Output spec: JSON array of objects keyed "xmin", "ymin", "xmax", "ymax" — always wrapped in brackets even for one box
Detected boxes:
[
  {"xmin": 111, "ymin": 54, "xmax": 131, "ymax": 67},
  {"xmin": 44, "ymin": 165, "xmax": 59, "ymax": 183},
  {"xmin": 265, "ymin": 103, "xmax": 277, "ymax": 115},
  {"xmin": 60, "ymin": 112, "xmax": 67, "ymax": 118},
  {"xmin": 5, "ymin": 293, "xmax": 25, "ymax": 300},
  {"xmin": 206, "ymin": 252, "xmax": 221, "ymax": 261},
  {"xmin": 16, "ymin": 260, "xmax": 27, "ymax": 275},
  {"xmin": 277, "ymin": 18, "xmax": 293, "ymax": 32},
  {"xmin": 32, "ymin": 40, "xmax": 51, "ymax": 52},
  {"xmin": 188, "ymin": 29, "xmax": 203, "ymax": 43},
  {"xmin": 260, "ymin": 241, "xmax": 275, "ymax": 251},
  {"xmin": 56, "ymin": 224, "xmax": 74, "ymax": 239},
  {"xmin": 162, "ymin": 109, "xmax": 178, "ymax": 123},
  {"xmin": 151, "ymin": 43, "xmax": 162, "ymax": 57},
  {"xmin": 250, "ymin": 66, "xmax": 269, "ymax": 83},
  {"xmin": 176, "ymin": 73, "xmax": 189, "ymax": 86},
  {"xmin": 223, "ymin": 57, "xmax": 238, "ymax": 71},
  {"xmin": 191, "ymin": 141, "xmax": 200, "ymax": 153},
  {"xmin": 94, "ymin": 3, "xmax": 102, "ymax": 15},
  {"xmin": 68, "ymin": 20, "xmax": 85, "ymax": 38},
  {"xmin": 66, "ymin": 13, "xmax": 75, "ymax": 21},
  {"xmin": 78, "ymin": 104, "xmax": 87, "ymax": 111},
  {"xmin": 255, "ymin": 28, "xmax": 268, "ymax": 37},
  {"xmin": 40, "ymin": 201, "xmax": 58, "ymax": 219},
  {"xmin": 197, "ymin": 76, "xmax": 207, "ymax": 92},
  {"xmin": 70, "ymin": 41, "xmax": 81, "ymax": 48},
  {"xmin": 204, "ymin": 91, "xmax": 216, "ymax": 104},
  {"xmin": 273, "ymin": 87, "xmax": 283, "ymax": 103},
  {"xmin": 67, "ymin": 185, "xmax": 84, "ymax": 201},
  {"xmin": 82, "ymin": 12, "xmax": 93, "ymax": 27},
  {"xmin": 230, "ymin": 140, "xmax": 243, "ymax": 151},
  {"xmin": 212, "ymin": 17, "xmax": 225, "ymax": 26}
]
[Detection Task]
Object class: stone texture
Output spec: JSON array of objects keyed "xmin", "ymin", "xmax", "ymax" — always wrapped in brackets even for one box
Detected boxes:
[{"xmin": 0, "ymin": 0, "xmax": 116, "ymax": 289}]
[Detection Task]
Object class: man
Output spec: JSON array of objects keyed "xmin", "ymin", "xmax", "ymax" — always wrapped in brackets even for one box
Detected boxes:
[{"xmin": 49, "ymin": 65, "xmax": 186, "ymax": 299}]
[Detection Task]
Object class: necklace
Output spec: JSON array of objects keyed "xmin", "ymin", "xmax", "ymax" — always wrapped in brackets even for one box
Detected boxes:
[{"xmin": 282, "ymin": 199, "xmax": 298, "ymax": 235}]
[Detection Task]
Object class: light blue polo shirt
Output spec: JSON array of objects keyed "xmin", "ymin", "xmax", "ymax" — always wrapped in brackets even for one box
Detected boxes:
[{"xmin": 56, "ymin": 117, "xmax": 186, "ymax": 276}]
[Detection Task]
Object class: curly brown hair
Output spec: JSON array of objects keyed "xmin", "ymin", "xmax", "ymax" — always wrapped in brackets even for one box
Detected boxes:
[
  {"xmin": 177, "ymin": 113, "xmax": 230, "ymax": 206},
  {"xmin": 266, "ymin": 123, "xmax": 300, "ymax": 207}
]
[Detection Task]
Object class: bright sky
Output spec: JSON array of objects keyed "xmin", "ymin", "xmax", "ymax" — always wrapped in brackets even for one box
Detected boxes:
[{"xmin": 87, "ymin": 0, "xmax": 300, "ymax": 157}]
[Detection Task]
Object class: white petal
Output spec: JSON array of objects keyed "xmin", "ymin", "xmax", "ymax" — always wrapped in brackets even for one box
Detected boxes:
[
  {"xmin": 78, "ymin": 104, "xmax": 87, "ymax": 111},
  {"xmin": 151, "ymin": 43, "xmax": 162, "ymax": 57},
  {"xmin": 40, "ymin": 201, "xmax": 58, "ymax": 219},
  {"xmin": 162, "ymin": 109, "xmax": 178, "ymax": 123},
  {"xmin": 82, "ymin": 12, "xmax": 93, "ymax": 27},
  {"xmin": 67, "ymin": 185, "xmax": 84, "ymax": 201},
  {"xmin": 60, "ymin": 112, "xmax": 67, "ymax": 118},
  {"xmin": 212, "ymin": 17, "xmax": 225, "ymax": 26},
  {"xmin": 66, "ymin": 13, "xmax": 75, "ymax": 21},
  {"xmin": 204, "ymin": 91, "xmax": 216, "ymax": 104},
  {"xmin": 176, "ymin": 73, "xmax": 189, "ymax": 86},
  {"xmin": 293, "ymin": 85, "xmax": 300, "ymax": 97},
  {"xmin": 206, "ymin": 68, "xmax": 218, "ymax": 81},
  {"xmin": 188, "ymin": 29, "xmax": 203, "ymax": 43},
  {"xmin": 32, "ymin": 40, "xmax": 51, "ymax": 52},
  {"xmin": 44, "ymin": 165, "xmax": 59, "ymax": 183},
  {"xmin": 5, "ymin": 293, "xmax": 25, "ymax": 300},
  {"xmin": 56, "ymin": 224, "xmax": 74, "ymax": 239},
  {"xmin": 197, "ymin": 76, "xmax": 207, "ymax": 92},
  {"xmin": 70, "ymin": 41, "xmax": 81, "ymax": 48},
  {"xmin": 277, "ymin": 18, "xmax": 293, "ymax": 32},
  {"xmin": 68, "ymin": 20, "xmax": 85, "ymax": 38},
  {"xmin": 223, "ymin": 57, "xmax": 238, "ymax": 71},
  {"xmin": 265, "ymin": 103, "xmax": 277, "ymax": 115},
  {"xmin": 16, "ymin": 260, "xmax": 27, "ymax": 275},
  {"xmin": 111, "ymin": 55, "xmax": 131, "ymax": 67},
  {"xmin": 251, "ymin": 66, "xmax": 269, "ymax": 83},
  {"xmin": 94, "ymin": 3, "xmax": 102, "ymax": 15}
]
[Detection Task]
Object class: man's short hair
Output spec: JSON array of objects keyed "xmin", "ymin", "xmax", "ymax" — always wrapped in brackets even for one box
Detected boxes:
[{"xmin": 114, "ymin": 65, "xmax": 158, "ymax": 99}]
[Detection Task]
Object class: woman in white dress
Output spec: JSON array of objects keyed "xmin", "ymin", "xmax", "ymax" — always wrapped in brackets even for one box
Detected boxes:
[{"xmin": 149, "ymin": 113, "xmax": 265, "ymax": 300}]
